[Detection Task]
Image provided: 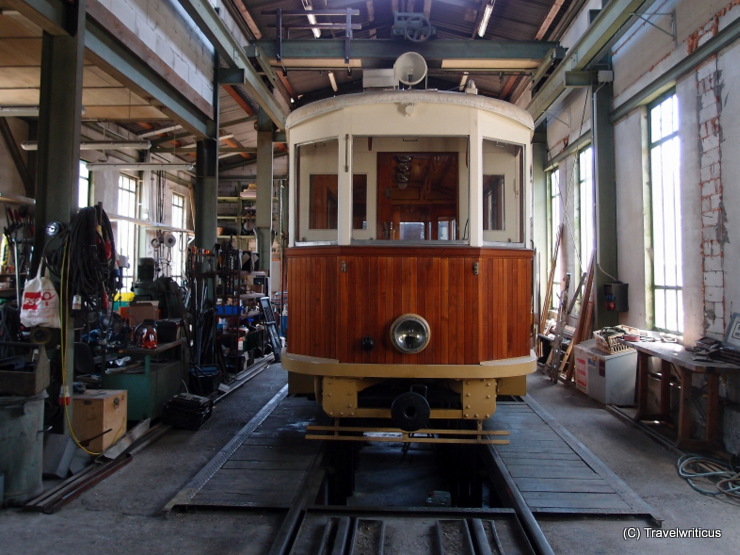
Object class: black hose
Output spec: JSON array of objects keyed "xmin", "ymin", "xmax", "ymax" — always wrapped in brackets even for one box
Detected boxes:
[{"xmin": 66, "ymin": 206, "xmax": 119, "ymax": 312}]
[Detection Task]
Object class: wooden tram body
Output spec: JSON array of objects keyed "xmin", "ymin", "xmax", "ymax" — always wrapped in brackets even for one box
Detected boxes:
[{"xmin": 282, "ymin": 89, "xmax": 536, "ymax": 438}]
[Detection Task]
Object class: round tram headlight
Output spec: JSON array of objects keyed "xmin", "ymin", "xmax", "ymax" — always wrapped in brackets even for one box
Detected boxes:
[{"xmin": 390, "ymin": 314, "xmax": 431, "ymax": 354}]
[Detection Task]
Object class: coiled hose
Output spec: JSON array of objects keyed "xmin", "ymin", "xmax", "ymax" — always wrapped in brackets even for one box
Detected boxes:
[{"xmin": 676, "ymin": 453, "xmax": 740, "ymax": 498}]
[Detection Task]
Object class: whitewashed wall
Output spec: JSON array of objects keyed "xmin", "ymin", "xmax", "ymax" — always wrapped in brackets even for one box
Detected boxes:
[
  {"xmin": 544, "ymin": 0, "xmax": 740, "ymax": 452},
  {"xmin": 721, "ymin": 41, "xmax": 740, "ymax": 320},
  {"xmin": 94, "ymin": 0, "xmax": 215, "ymax": 104},
  {"xmin": 612, "ymin": 0, "xmax": 739, "ymax": 340}
]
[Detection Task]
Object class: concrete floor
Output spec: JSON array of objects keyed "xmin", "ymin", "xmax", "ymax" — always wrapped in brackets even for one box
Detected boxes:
[{"xmin": 1, "ymin": 363, "xmax": 739, "ymax": 554}]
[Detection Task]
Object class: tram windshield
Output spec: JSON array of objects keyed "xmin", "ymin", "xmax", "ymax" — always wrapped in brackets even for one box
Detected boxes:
[{"xmin": 294, "ymin": 135, "xmax": 524, "ymax": 245}]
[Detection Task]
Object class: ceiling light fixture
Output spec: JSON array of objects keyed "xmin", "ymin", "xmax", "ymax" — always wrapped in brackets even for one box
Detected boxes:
[
  {"xmin": 302, "ymin": 0, "xmax": 321, "ymax": 38},
  {"xmin": 22, "ymin": 140, "xmax": 151, "ymax": 151},
  {"xmin": 307, "ymin": 13, "xmax": 321, "ymax": 38},
  {"xmin": 137, "ymin": 125, "xmax": 183, "ymax": 139},
  {"xmin": 459, "ymin": 72, "xmax": 469, "ymax": 91},
  {"xmin": 0, "ymin": 105, "xmax": 86, "ymax": 116},
  {"xmin": 328, "ymin": 71, "xmax": 338, "ymax": 92},
  {"xmin": 176, "ymin": 135, "xmax": 234, "ymax": 150},
  {"xmin": 86, "ymin": 162, "xmax": 194, "ymax": 172},
  {"xmin": 0, "ymin": 106, "xmax": 39, "ymax": 117},
  {"xmin": 477, "ymin": 1, "xmax": 495, "ymax": 38}
]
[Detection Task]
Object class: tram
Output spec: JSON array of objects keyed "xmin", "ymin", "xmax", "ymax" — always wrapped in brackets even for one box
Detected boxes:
[{"xmin": 282, "ymin": 63, "xmax": 536, "ymax": 440}]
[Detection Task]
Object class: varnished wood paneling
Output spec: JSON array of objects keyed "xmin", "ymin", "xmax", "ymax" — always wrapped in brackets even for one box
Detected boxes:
[{"xmin": 286, "ymin": 246, "xmax": 533, "ymax": 364}]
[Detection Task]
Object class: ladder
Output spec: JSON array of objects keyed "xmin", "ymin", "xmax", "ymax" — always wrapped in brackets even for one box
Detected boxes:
[{"xmin": 545, "ymin": 273, "xmax": 571, "ymax": 382}]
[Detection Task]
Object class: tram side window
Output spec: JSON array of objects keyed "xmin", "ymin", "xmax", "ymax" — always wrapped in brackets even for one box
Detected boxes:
[
  {"xmin": 296, "ymin": 139, "xmax": 339, "ymax": 242},
  {"xmin": 482, "ymin": 139, "xmax": 523, "ymax": 243},
  {"xmin": 352, "ymin": 176, "xmax": 367, "ymax": 230},
  {"xmin": 305, "ymin": 174, "xmax": 367, "ymax": 231},
  {"xmin": 309, "ymin": 175, "xmax": 338, "ymax": 229},
  {"xmin": 483, "ymin": 175, "xmax": 505, "ymax": 231}
]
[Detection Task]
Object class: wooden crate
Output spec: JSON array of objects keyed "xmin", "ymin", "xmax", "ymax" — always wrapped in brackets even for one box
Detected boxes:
[{"xmin": 72, "ymin": 389, "xmax": 127, "ymax": 453}]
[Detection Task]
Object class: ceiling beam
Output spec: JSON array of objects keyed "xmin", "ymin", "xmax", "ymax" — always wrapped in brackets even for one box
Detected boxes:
[
  {"xmin": 252, "ymin": 38, "xmax": 558, "ymax": 68},
  {"xmin": 176, "ymin": 0, "xmax": 289, "ymax": 130},
  {"xmin": 0, "ymin": 119, "xmax": 33, "ymax": 194},
  {"xmin": 0, "ymin": 0, "xmax": 69, "ymax": 34},
  {"xmin": 611, "ymin": 18, "xmax": 740, "ymax": 122},
  {"xmin": 85, "ymin": 17, "xmax": 211, "ymax": 138},
  {"xmin": 527, "ymin": 0, "xmax": 653, "ymax": 126},
  {"xmin": 7, "ymin": 0, "xmax": 215, "ymax": 138}
]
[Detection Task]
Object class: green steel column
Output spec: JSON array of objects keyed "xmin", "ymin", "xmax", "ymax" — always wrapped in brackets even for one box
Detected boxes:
[
  {"xmin": 195, "ymin": 138, "xmax": 218, "ymax": 251},
  {"xmin": 532, "ymin": 128, "xmax": 549, "ymax": 324},
  {"xmin": 34, "ymin": 0, "xmax": 86, "ymax": 432},
  {"xmin": 34, "ymin": 2, "xmax": 86, "ymax": 268},
  {"xmin": 195, "ymin": 47, "xmax": 220, "ymax": 254},
  {"xmin": 256, "ymin": 109, "xmax": 274, "ymax": 278},
  {"xmin": 195, "ymin": 137, "xmax": 218, "ymax": 310},
  {"xmin": 592, "ymin": 82, "xmax": 619, "ymax": 328}
]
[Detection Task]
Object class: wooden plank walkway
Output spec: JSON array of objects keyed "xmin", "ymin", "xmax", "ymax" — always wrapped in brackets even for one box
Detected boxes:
[
  {"xmin": 164, "ymin": 386, "xmax": 324, "ymax": 510},
  {"xmin": 490, "ymin": 397, "xmax": 659, "ymax": 521},
  {"xmin": 165, "ymin": 385, "xmax": 658, "ymax": 522}
]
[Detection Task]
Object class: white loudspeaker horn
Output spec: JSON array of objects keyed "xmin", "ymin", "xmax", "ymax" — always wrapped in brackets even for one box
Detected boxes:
[
  {"xmin": 163, "ymin": 232, "xmax": 177, "ymax": 248},
  {"xmin": 394, "ymin": 52, "xmax": 427, "ymax": 86}
]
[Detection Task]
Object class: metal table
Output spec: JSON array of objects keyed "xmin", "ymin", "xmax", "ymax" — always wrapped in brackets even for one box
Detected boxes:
[{"xmin": 103, "ymin": 339, "xmax": 187, "ymax": 421}]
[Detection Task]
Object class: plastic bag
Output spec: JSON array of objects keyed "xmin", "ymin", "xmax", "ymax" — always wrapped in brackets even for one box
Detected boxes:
[{"xmin": 20, "ymin": 265, "xmax": 61, "ymax": 328}]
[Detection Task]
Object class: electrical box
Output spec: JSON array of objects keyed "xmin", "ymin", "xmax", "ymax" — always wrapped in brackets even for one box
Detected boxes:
[
  {"xmin": 362, "ymin": 68, "xmax": 398, "ymax": 89},
  {"xmin": 72, "ymin": 389, "xmax": 127, "ymax": 453},
  {"xmin": 604, "ymin": 282, "xmax": 629, "ymax": 312}
]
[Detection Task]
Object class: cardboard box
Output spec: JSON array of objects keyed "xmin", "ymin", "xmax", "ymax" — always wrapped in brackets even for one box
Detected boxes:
[
  {"xmin": 72, "ymin": 389, "xmax": 127, "ymax": 453},
  {"xmin": 127, "ymin": 302, "xmax": 160, "ymax": 327},
  {"xmin": 0, "ymin": 344, "xmax": 50, "ymax": 395}
]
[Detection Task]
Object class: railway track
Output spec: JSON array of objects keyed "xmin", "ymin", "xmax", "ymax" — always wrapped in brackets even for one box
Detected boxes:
[
  {"xmin": 162, "ymin": 385, "xmax": 655, "ymax": 552},
  {"xmin": 267, "ymin": 439, "xmax": 554, "ymax": 555}
]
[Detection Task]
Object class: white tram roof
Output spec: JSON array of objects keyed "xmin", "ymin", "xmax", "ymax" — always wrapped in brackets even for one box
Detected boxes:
[{"xmin": 286, "ymin": 90, "xmax": 534, "ymax": 132}]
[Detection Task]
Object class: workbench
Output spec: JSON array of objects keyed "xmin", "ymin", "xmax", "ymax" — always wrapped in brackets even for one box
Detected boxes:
[
  {"xmin": 102, "ymin": 339, "xmax": 187, "ymax": 421},
  {"xmin": 626, "ymin": 340, "xmax": 740, "ymax": 450}
]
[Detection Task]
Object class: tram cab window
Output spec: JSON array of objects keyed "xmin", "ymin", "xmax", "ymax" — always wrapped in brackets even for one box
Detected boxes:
[
  {"xmin": 351, "ymin": 135, "xmax": 466, "ymax": 242},
  {"xmin": 482, "ymin": 139, "xmax": 524, "ymax": 243},
  {"xmin": 376, "ymin": 150, "xmax": 459, "ymax": 241},
  {"xmin": 295, "ymin": 135, "xmax": 468, "ymax": 243}
]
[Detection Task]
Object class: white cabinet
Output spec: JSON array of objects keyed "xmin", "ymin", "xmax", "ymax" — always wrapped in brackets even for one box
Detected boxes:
[{"xmin": 573, "ymin": 339, "xmax": 637, "ymax": 406}]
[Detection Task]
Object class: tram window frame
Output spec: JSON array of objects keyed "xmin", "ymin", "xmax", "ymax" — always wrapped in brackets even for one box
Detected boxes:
[
  {"xmin": 345, "ymin": 135, "xmax": 470, "ymax": 244},
  {"xmin": 481, "ymin": 138, "xmax": 525, "ymax": 245},
  {"xmin": 295, "ymin": 138, "xmax": 340, "ymax": 243}
]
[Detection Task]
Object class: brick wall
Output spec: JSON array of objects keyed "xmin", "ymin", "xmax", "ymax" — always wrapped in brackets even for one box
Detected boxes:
[{"xmin": 696, "ymin": 57, "xmax": 728, "ymax": 339}]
